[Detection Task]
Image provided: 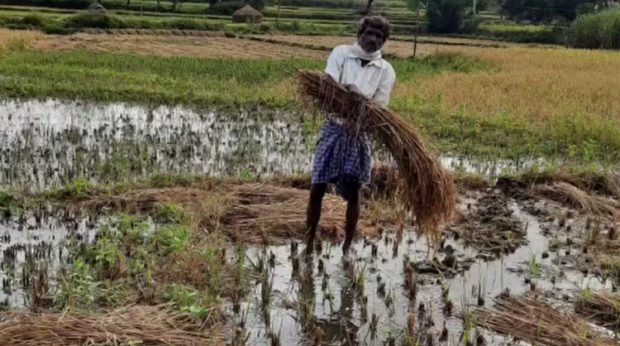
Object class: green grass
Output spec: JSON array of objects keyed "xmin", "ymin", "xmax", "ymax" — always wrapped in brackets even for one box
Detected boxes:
[
  {"xmin": 0, "ymin": 50, "xmax": 321, "ymax": 107},
  {"xmin": 477, "ymin": 21, "xmax": 565, "ymax": 44},
  {"xmin": 0, "ymin": 49, "xmax": 487, "ymax": 105}
]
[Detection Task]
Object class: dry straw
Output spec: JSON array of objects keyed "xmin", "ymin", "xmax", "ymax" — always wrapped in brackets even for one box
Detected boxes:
[
  {"xmin": 576, "ymin": 292, "xmax": 620, "ymax": 331},
  {"xmin": 473, "ymin": 295, "xmax": 618, "ymax": 346},
  {"xmin": 74, "ymin": 184, "xmax": 386, "ymax": 243},
  {"xmin": 534, "ymin": 182, "xmax": 620, "ymax": 219},
  {"xmin": 0, "ymin": 305, "xmax": 222, "ymax": 346},
  {"xmin": 298, "ymin": 70, "xmax": 457, "ymax": 240}
]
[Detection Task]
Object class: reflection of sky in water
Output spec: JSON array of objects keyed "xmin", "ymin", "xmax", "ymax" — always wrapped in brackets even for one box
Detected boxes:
[
  {"xmin": 0, "ymin": 213, "xmax": 99, "ymax": 309},
  {"xmin": 0, "ymin": 99, "xmax": 543, "ymax": 191},
  {"xmin": 237, "ymin": 203, "xmax": 610, "ymax": 345},
  {"xmin": 0, "ymin": 99, "xmax": 314, "ymax": 189}
]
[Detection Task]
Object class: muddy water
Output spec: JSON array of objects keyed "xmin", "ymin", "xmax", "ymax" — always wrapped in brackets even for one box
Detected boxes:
[
  {"xmin": 0, "ymin": 98, "xmax": 581, "ymax": 344},
  {"xmin": 0, "ymin": 211, "xmax": 99, "ymax": 309},
  {"xmin": 237, "ymin": 200, "xmax": 610, "ymax": 345},
  {"xmin": 0, "ymin": 193, "xmax": 614, "ymax": 344},
  {"xmin": 0, "ymin": 99, "xmax": 540, "ymax": 190},
  {"xmin": 0, "ymin": 99, "xmax": 313, "ymax": 189}
]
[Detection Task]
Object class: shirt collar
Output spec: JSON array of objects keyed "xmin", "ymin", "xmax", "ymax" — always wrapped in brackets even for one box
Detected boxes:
[{"xmin": 347, "ymin": 52, "xmax": 383, "ymax": 68}]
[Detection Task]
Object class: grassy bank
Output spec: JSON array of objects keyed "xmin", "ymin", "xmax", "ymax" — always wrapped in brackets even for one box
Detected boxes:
[
  {"xmin": 477, "ymin": 21, "xmax": 565, "ymax": 44},
  {"xmin": 1, "ymin": 30, "xmax": 619, "ymax": 165}
]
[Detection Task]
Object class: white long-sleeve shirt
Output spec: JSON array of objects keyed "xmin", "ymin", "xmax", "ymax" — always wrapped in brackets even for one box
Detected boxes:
[{"xmin": 324, "ymin": 44, "xmax": 396, "ymax": 107}]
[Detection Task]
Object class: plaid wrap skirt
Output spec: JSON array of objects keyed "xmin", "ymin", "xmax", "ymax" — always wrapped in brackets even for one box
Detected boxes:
[{"xmin": 311, "ymin": 119, "xmax": 372, "ymax": 198}]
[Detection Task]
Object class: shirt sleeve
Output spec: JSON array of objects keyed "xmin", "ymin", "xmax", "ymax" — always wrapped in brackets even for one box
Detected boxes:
[
  {"xmin": 373, "ymin": 64, "xmax": 396, "ymax": 107},
  {"xmin": 324, "ymin": 46, "xmax": 346, "ymax": 82}
]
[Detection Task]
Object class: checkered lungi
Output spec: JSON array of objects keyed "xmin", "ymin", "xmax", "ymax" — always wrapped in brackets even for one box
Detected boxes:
[{"xmin": 311, "ymin": 119, "xmax": 373, "ymax": 198}]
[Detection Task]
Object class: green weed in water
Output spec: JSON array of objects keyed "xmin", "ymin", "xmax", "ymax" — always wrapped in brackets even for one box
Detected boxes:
[
  {"xmin": 150, "ymin": 224, "xmax": 191, "ymax": 255},
  {"xmin": 163, "ymin": 284, "xmax": 212, "ymax": 319},
  {"xmin": 153, "ymin": 202, "xmax": 185, "ymax": 224}
]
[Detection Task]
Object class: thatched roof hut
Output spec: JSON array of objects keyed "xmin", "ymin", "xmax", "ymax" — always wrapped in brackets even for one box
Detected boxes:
[
  {"xmin": 87, "ymin": 2, "xmax": 106, "ymax": 14},
  {"xmin": 232, "ymin": 4, "xmax": 263, "ymax": 24}
]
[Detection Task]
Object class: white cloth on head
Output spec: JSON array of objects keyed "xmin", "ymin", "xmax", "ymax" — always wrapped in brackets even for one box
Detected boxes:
[{"xmin": 324, "ymin": 43, "xmax": 396, "ymax": 107}]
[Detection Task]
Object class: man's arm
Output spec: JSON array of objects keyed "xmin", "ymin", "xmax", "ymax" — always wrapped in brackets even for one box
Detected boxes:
[{"xmin": 373, "ymin": 64, "xmax": 396, "ymax": 107}]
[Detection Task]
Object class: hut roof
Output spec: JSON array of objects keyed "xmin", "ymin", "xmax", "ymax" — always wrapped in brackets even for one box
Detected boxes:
[
  {"xmin": 232, "ymin": 4, "xmax": 263, "ymax": 17},
  {"xmin": 88, "ymin": 2, "xmax": 106, "ymax": 11}
]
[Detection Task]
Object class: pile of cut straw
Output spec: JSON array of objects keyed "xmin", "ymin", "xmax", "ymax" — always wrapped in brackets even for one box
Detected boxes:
[
  {"xmin": 299, "ymin": 70, "xmax": 456, "ymax": 240},
  {"xmin": 222, "ymin": 183, "xmax": 382, "ymax": 243},
  {"xmin": 576, "ymin": 292, "xmax": 620, "ymax": 331},
  {"xmin": 0, "ymin": 305, "xmax": 221, "ymax": 345},
  {"xmin": 473, "ymin": 295, "xmax": 618, "ymax": 346},
  {"xmin": 534, "ymin": 182, "xmax": 620, "ymax": 219}
]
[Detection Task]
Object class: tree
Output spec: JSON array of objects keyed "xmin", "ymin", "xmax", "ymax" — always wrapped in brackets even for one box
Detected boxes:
[
  {"xmin": 250, "ymin": 0, "xmax": 266, "ymax": 10},
  {"xmin": 501, "ymin": 0, "xmax": 608, "ymax": 22},
  {"xmin": 407, "ymin": 0, "xmax": 469, "ymax": 33},
  {"xmin": 429, "ymin": 0, "xmax": 468, "ymax": 32}
]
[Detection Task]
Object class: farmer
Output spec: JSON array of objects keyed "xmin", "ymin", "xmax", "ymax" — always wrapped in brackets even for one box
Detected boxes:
[{"xmin": 305, "ymin": 16, "xmax": 396, "ymax": 254}]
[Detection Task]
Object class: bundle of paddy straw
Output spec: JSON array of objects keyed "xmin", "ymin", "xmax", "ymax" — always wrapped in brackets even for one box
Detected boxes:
[{"xmin": 298, "ymin": 70, "xmax": 457, "ymax": 240}]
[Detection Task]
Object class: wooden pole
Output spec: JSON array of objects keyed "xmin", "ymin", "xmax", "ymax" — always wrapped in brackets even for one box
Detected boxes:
[{"xmin": 413, "ymin": 3, "xmax": 420, "ymax": 58}]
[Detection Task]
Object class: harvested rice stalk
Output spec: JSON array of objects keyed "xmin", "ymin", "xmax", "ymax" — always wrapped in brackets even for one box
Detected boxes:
[
  {"xmin": 298, "ymin": 70, "xmax": 457, "ymax": 241},
  {"xmin": 473, "ymin": 295, "xmax": 618, "ymax": 346},
  {"xmin": 222, "ymin": 184, "xmax": 383, "ymax": 243},
  {"xmin": 69, "ymin": 183, "xmax": 392, "ymax": 244},
  {"xmin": 0, "ymin": 305, "xmax": 223, "ymax": 346},
  {"xmin": 534, "ymin": 182, "xmax": 620, "ymax": 219},
  {"xmin": 576, "ymin": 292, "xmax": 620, "ymax": 331}
]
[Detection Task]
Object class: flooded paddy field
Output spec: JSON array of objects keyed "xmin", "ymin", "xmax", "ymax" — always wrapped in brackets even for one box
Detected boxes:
[
  {"xmin": 0, "ymin": 99, "xmax": 619, "ymax": 346},
  {"xmin": 0, "ymin": 99, "xmax": 538, "ymax": 190}
]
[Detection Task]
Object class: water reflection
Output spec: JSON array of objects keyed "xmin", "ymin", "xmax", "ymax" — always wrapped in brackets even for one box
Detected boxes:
[
  {"xmin": 0, "ymin": 99, "xmax": 314, "ymax": 189},
  {"xmin": 0, "ymin": 99, "xmax": 543, "ymax": 191}
]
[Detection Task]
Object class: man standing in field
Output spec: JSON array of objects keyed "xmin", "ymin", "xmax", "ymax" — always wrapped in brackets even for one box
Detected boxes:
[{"xmin": 305, "ymin": 16, "xmax": 396, "ymax": 254}]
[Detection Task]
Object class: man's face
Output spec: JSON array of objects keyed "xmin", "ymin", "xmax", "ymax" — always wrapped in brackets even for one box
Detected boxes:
[{"xmin": 358, "ymin": 26, "xmax": 387, "ymax": 53}]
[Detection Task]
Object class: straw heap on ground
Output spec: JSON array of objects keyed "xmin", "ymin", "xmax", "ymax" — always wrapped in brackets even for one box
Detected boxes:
[{"xmin": 0, "ymin": 305, "xmax": 222, "ymax": 346}]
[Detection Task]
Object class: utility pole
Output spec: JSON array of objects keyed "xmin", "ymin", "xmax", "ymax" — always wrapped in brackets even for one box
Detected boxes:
[
  {"xmin": 413, "ymin": 2, "xmax": 420, "ymax": 58},
  {"xmin": 473, "ymin": 0, "xmax": 477, "ymax": 15}
]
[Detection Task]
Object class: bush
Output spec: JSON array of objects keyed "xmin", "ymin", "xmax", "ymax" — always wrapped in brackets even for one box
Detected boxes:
[
  {"xmin": 44, "ymin": 22, "xmax": 77, "ymax": 34},
  {"xmin": 502, "ymin": 0, "xmax": 605, "ymax": 23},
  {"xmin": 461, "ymin": 16, "xmax": 481, "ymax": 34},
  {"xmin": 208, "ymin": 0, "xmax": 243, "ymax": 15},
  {"xmin": 479, "ymin": 25, "xmax": 565, "ymax": 44},
  {"xmin": 569, "ymin": 9, "xmax": 620, "ymax": 49},
  {"xmin": 22, "ymin": 14, "xmax": 45, "ymax": 27},
  {"xmin": 66, "ymin": 13, "xmax": 123, "ymax": 29},
  {"xmin": 427, "ymin": 0, "xmax": 468, "ymax": 33}
]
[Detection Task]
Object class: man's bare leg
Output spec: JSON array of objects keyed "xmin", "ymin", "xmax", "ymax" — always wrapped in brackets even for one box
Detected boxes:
[
  {"xmin": 305, "ymin": 183, "xmax": 327, "ymax": 254},
  {"xmin": 343, "ymin": 182, "xmax": 361, "ymax": 254}
]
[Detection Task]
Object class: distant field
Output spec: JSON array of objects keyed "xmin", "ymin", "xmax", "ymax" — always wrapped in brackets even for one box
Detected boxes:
[
  {"xmin": 0, "ymin": 2, "xmax": 564, "ymax": 44},
  {"xmin": 251, "ymin": 34, "xmax": 514, "ymax": 58},
  {"xmin": 34, "ymin": 32, "xmax": 330, "ymax": 59}
]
